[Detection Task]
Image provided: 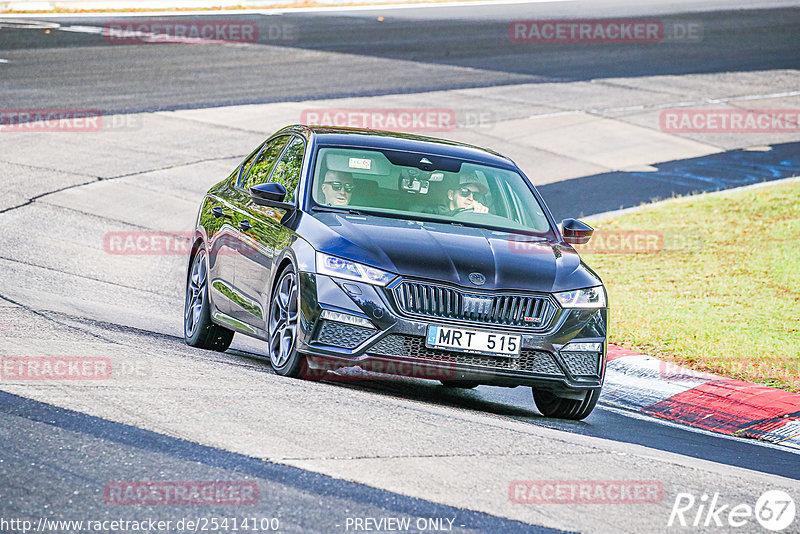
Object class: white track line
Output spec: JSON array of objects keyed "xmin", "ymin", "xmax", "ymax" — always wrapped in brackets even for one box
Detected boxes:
[
  {"xmin": 0, "ymin": 0, "xmax": 572, "ymax": 18},
  {"xmin": 56, "ymin": 23, "xmax": 258, "ymax": 46},
  {"xmin": 528, "ymin": 90, "xmax": 800, "ymax": 119}
]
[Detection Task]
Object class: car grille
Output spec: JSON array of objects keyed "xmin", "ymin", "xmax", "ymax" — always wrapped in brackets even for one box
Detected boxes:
[
  {"xmin": 370, "ymin": 334, "xmax": 564, "ymax": 376},
  {"xmin": 391, "ymin": 280, "xmax": 556, "ymax": 330},
  {"xmin": 560, "ymin": 351, "xmax": 602, "ymax": 377},
  {"xmin": 314, "ymin": 320, "xmax": 375, "ymax": 349}
]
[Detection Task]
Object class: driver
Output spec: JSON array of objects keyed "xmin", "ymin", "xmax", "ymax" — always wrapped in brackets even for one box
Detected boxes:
[
  {"xmin": 435, "ymin": 174, "xmax": 490, "ymax": 215},
  {"xmin": 320, "ymin": 170, "xmax": 355, "ymax": 206}
]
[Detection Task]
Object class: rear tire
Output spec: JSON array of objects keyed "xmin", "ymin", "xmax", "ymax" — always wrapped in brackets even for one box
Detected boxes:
[
  {"xmin": 184, "ymin": 248, "xmax": 234, "ymax": 352},
  {"xmin": 532, "ymin": 388, "xmax": 600, "ymax": 420}
]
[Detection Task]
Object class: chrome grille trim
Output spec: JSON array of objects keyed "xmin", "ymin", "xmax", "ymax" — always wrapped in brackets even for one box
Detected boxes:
[{"xmin": 391, "ymin": 280, "xmax": 556, "ymax": 330}]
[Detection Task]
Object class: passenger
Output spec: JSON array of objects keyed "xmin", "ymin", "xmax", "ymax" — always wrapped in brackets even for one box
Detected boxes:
[{"xmin": 321, "ymin": 170, "xmax": 355, "ymax": 206}]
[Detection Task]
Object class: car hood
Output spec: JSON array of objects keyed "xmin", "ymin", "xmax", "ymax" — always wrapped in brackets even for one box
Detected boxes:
[{"xmin": 300, "ymin": 212, "xmax": 602, "ymax": 292}]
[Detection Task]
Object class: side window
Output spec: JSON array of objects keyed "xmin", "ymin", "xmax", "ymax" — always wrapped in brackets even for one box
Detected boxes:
[
  {"xmin": 237, "ymin": 142, "xmax": 265, "ymax": 182},
  {"xmin": 240, "ymin": 136, "xmax": 290, "ymax": 191},
  {"xmin": 500, "ymin": 182, "xmax": 523, "ymax": 223},
  {"xmin": 270, "ymin": 137, "xmax": 305, "ymax": 202}
]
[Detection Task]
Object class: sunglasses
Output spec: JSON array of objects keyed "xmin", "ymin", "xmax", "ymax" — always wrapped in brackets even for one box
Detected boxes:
[
  {"xmin": 457, "ymin": 187, "xmax": 484, "ymax": 201},
  {"xmin": 324, "ymin": 181, "xmax": 354, "ymax": 193}
]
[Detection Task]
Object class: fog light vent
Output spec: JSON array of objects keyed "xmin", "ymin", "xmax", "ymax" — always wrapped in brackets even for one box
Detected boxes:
[
  {"xmin": 560, "ymin": 352, "xmax": 601, "ymax": 377},
  {"xmin": 315, "ymin": 320, "xmax": 374, "ymax": 349}
]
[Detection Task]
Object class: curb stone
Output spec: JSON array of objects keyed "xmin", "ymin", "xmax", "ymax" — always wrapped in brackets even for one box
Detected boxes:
[{"xmin": 601, "ymin": 344, "xmax": 800, "ymax": 449}]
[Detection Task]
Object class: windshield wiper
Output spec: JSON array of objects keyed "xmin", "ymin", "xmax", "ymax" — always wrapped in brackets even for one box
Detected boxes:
[{"xmin": 312, "ymin": 205, "xmax": 367, "ymax": 216}]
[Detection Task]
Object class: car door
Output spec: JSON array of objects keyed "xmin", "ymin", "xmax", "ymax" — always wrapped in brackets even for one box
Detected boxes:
[
  {"xmin": 232, "ymin": 135, "xmax": 306, "ymax": 335},
  {"xmin": 226, "ymin": 135, "xmax": 293, "ymax": 331},
  {"xmin": 204, "ymin": 143, "xmax": 265, "ymax": 316}
]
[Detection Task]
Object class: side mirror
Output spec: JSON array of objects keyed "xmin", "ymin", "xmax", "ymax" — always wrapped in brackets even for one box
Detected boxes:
[
  {"xmin": 249, "ymin": 183, "xmax": 294, "ymax": 210},
  {"xmin": 561, "ymin": 218, "xmax": 594, "ymax": 245}
]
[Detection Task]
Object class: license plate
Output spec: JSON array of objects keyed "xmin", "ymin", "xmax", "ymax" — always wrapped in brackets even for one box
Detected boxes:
[{"xmin": 425, "ymin": 325, "xmax": 521, "ymax": 357}]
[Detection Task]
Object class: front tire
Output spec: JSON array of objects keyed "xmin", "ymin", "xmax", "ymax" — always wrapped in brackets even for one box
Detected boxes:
[
  {"xmin": 532, "ymin": 388, "xmax": 600, "ymax": 420},
  {"xmin": 267, "ymin": 264, "xmax": 309, "ymax": 378},
  {"xmin": 184, "ymin": 248, "xmax": 234, "ymax": 351}
]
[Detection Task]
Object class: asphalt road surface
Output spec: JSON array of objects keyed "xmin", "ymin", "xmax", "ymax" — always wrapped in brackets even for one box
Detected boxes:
[
  {"xmin": 0, "ymin": 0, "xmax": 797, "ymax": 114},
  {"xmin": 1, "ymin": 1, "xmax": 799, "ymax": 533}
]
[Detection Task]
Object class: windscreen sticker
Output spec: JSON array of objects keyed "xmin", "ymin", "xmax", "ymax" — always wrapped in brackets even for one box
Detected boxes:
[{"xmin": 349, "ymin": 157, "xmax": 372, "ymax": 170}]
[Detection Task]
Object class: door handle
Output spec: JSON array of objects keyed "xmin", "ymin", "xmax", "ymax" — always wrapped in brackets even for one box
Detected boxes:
[
  {"xmin": 238, "ymin": 220, "xmax": 252, "ymax": 231},
  {"xmin": 211, "ymin": 207, "xmax": 227, "ymax": 219}
]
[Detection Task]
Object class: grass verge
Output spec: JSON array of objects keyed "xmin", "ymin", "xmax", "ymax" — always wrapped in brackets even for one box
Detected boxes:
[{"xmin": 577, "ymin": 179, "xmax": 800, "ymax": 392}]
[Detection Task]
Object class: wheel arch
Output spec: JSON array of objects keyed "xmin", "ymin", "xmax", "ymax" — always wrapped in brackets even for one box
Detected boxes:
[
  {"xmin": 269, "ymin": 251, "xmax": 298, "ymax": 304},
  {"xmin": 186, "ymin": 233, "xmax": 205, "ymax": 284},
  {"xmin": 187, "ymin": 230, "xmax": 221, "ymax": 319},
  {"xmin": 268, "ymin": 237, "xmax": 315, "ymax": 305}
]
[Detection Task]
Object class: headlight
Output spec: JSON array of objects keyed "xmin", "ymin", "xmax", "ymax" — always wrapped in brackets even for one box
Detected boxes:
[
  {"xmin": 316, "ymin": 252, "xmax": 396, "ymax": 286},
  {"xmin": 554, "ymin": 286, "xmax": 606, "ymax": 308}
]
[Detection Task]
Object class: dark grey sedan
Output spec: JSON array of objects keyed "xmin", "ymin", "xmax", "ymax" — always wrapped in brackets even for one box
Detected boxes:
[{"xmin": 185, "ymin": 125, "xmax": 607, "ymax": 420}]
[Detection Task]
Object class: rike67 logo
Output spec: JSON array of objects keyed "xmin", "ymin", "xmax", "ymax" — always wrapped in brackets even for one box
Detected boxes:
[{"xmin": 668, "ymin": 490, "xmax": 796, "ymax": 531}]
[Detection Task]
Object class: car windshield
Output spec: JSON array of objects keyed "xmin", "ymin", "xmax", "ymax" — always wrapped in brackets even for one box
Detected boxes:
[{"xmin": 311, "ymin": 146, "xmax": 553, "ymax": 235}]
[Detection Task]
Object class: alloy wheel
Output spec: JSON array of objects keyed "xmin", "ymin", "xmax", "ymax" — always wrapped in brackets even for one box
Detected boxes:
[
  {"xmin": 269, "ymin": 270, "xmax": 299, "ymax": 369},
  {"xmin": 185, "ymin": 249, "xmax": 207, "ymax": 338}
]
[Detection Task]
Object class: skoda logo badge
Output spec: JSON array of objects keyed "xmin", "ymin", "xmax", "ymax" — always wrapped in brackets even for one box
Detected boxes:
[{"xmin": 469, "ymin": 272, "xmax": 486, "ymax": 286}]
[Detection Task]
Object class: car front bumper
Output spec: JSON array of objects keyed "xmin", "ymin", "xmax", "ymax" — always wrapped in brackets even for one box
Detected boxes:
[{"xmin": 296, "ymin": 272, "xmax": 607, "ymax": 394}]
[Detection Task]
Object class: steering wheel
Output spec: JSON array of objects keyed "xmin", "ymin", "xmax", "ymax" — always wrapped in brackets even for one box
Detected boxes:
[{"xmin": 451, "ymin": 207, "xmax": 474, "ymax": 216}]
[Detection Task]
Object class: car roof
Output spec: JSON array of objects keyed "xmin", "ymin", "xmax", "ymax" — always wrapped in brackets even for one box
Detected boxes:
[{"xmin": 277, "ymin": 124, "xmax": 517, "ymax": 169}]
